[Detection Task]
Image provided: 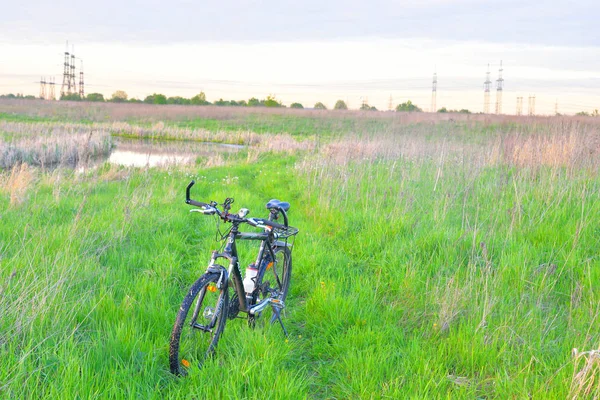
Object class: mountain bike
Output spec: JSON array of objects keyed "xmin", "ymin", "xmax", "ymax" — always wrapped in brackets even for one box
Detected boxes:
[{"xmin": 169, "ymin": 180, "xmax": 298, "ymax": 376}]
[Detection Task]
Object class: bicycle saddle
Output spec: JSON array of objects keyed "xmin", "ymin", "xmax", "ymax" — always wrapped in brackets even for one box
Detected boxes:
[{"xmin": 266, "ymin": 199, "xmax": 290, "ymax": 212}]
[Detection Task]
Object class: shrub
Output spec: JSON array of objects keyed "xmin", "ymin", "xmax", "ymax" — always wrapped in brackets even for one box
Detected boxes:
[
  {"xmin": 396, "ymin": 100, "xmax": 422, "ymax": 112},
  {"xmin": 334, "ymin": 100, "xmax": 348, "ymax": 110}
]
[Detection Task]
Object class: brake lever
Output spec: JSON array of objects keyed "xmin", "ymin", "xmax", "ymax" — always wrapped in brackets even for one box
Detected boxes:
[{"xmin": 190, "ymin": 208, "xmax": 216, "ymax": 215}]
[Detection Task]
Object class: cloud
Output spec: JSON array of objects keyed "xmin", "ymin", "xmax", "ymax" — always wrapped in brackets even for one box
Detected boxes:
[{"xmin": 2, "ymin": 0, "xmax": 598, "ymax": 46}]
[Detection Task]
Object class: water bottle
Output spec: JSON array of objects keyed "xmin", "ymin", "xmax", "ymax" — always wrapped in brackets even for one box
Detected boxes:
[{"xmin": 243, "ymin": 263, "xmax": 258, "ymax": 294}]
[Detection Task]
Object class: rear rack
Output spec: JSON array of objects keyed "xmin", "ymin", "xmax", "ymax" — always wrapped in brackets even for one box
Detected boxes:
[{"xmin": 273, "ymin": 225, "xmax": 299, "ymax": 239}]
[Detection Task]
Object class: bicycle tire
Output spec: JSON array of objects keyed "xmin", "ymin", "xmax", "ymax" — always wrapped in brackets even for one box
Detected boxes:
[{"xmin": 169, "ymin": 271, "xmax": 229, "ymax": 375}]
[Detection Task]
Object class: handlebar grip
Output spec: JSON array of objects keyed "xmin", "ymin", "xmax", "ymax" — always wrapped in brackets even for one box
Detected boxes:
[
  {"xmin": 186, "ymin": 180, "xmax": 195, "ymax": 202},
  {"xmin": 260, "ymin": 219, "xmax": 288, "ymax": 230},
  {"xmin": 186, "ymin": 199, "xmax": 209, "ymax": 208}
]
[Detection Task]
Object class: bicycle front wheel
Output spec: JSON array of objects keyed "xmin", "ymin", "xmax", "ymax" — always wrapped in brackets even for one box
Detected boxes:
[{"xmin": 169, "ymin": 271, "xmax": 229, "ymax": 375}]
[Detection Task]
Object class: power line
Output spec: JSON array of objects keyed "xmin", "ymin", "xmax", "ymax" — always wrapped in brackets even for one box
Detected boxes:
[
  {"xmin": 39, "ymin": 77, "xmax": 47, "ymax": 99},
  {"xmin": 79, "ymin": 60, "xmax": 85, "ymax": 98},
  {"xmin": 483, "ymin": 64, "xmax": 491, "ymax": 114},
  {"xmin": 70, "ymin": 45, "xmax": 77, "ymax": 95},
  {"xmin": 60, "ymin": 41, "xmax": 70, "ymax": 97},
  {"xmin": 516, "ymin": 96, "xmax": 523, "ymax": 116},
  {"xmin": 495, "ymin": 60, "xmax": 504, "ymax": 114},
  {"xmin": 528, "ymin": 95, "xmax": 536, "ymax": 116},
  {"xmin": 48, "ymin": 77, "xmax": 55, "ymax": 100},
  {"xmin": 431, "ymin": 68, "xmax": 437, "ymax": 113}
]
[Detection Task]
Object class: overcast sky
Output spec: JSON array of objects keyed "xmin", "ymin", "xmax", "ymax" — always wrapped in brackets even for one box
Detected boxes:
[{"xmin": 1, "ymin": 0, "xmax": 599, "ymax": 114}]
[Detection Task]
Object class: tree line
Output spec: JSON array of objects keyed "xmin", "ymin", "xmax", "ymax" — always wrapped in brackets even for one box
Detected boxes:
[
  {"xmin": 58, "ymin": 92, "xmax": 436, "ymax": 112},
  {"xmin": 5, "ymin": 91, "xmax": 597, "ymax": 116}
]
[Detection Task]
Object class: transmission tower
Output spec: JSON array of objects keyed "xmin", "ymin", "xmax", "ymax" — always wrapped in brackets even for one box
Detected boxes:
[
  {"xmin": 516, "ymin": 96, "xmax": 523, "ymax": 116},
  {"xmin": 495, "ymin": 60, "xmax": 504, "ymax": 114},
  {"xmin": 60, "ymin": 42, "xmax": 71, "ymax": 97},
  {"xmin": 555, "ymin": 99, "xmax": 558, "ymax": 115},
  {"xmin": 70, "ymin": 45, "xmax": 77, "ymax": 95},
  {"xmin": 431, "ymin": 70, "xmax": 437, "ymax": 113},
  {"xmin": 39, "ymin": 77, "xmax": 47, "ymax": 99},
  {"xmin": 483, "ymin": 64, "xmax": 491, "ymax": 114},
  {"xmin": 360, "ymin": 96, "xmax": 368, "ymax": 109},
  {"xmin": 528, "ymin": 95, "xmax": 536, "ymax": 116},
  {"xmin": 79, "ymin": 60, "xmax": 85, "ymax": 98},
  {"xmin": 48, "ymin": 77, "xmax": 55, "ymax": 100},
  {"xmin": 388, "ymin": 94, "xmax": 393, "ymax": 111}
]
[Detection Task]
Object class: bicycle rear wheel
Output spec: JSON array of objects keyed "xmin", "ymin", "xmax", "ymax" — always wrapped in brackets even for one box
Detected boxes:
[
  {"xmin": 254, "ymin": 246, "xmax": 292, "ymax": 324},
  {"xmin": 169, "ymin": 271, "xmax": 229, "ymax": 375}
]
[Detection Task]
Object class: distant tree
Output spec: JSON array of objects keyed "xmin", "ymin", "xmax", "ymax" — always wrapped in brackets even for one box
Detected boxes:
[
  {"xmin": 396, "ymin": 100, "xmax": 422, "ymax": 112},
  {"xmin": 264, "ymin": 95, "xmax": 283, "ymax": 108},
  {"xmin": 236, "ymin": 100, "xmax": 247, "ymax": 107},
  {"xmin": 144, "ymin": 93, "xmax": 167, "ymax": 105},
  {"xmin": 167, "ymin": 96, "xmax": 190, "ymax": 105},
  {"xmin": 247, "ymin": 97, "xmax": 262, "ymax": 107},
  {"xmin": 86, "ymin": 93, "xmax": 105, "ymax": 102},
  {"xmin": 593, "ymin": 109, "xmax": 599, "ymax": 117},
  {"xmin": 154, "ymin": 94, "xmax": 167, "ymax": 104},
  {"xmin": 1, "ymin": 93, "xmax": 37, "ymax": 100},
  {"xmin": 191, "ymin": 92, "xmax": 209, "ymax": 105},
  {"xmin": 360, "ymin": 103, "xmax": 377, "ymax": 111},
  {"xmin": 290, "ymin": 102, "xmax": 304, "ymax": 109},
  {"xmin": 60, "ymin": 93, "xmax": 81, "ymax": 101},
  {"xmin": 110, "ymin": 90, "xmax": 128, "ymax": 103},
  {"xmin": 576, "ymin": 111, "xmax": 590, "ymax": 116},
  {"xmin": 214, "ymin": 98, "xmax": 230, "ymax": 106},
  {"xmin": 438, "ymin": 107, "xmax": 470, "ymax": 114},
  {"xmin": 334, "ymin": 100, "xmax": 348, "ymax": 110},
  {"xmin": 129, "ymin": 98, "xmax": 143, "ymax": 103},
  {"xmin": 314, "ymin": 102, "xmax": 327, "ymax": 110}
]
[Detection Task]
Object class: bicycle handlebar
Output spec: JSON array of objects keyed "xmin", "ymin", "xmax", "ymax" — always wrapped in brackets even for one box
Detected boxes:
[
  {"xmin": 186, "ymin": 181, "xmax": 210, "ymax": 208},
  {"xmin": 247, "ymin": 217, "xmax": 287, "ymax": 230},
  {"xmin": 185, "ymin": 180, "xmax": 290, "ymax": 230}
]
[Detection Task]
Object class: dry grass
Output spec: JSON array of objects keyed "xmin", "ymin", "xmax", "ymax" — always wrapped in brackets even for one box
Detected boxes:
[
  {"xmin": 0, "ymin": 163, "xmax": 35, "ymax": 206},
  {"xmin": 570, "ymin": 348, "xmax": 600, "ymax": 399},
  {"xmin": 0, "ymin": 120, "xmax": 316, "ymax": 171},
  {"xmin": 0, "ymin": 122, "xmax": 113, "ymax": 169},
  {"xmin": 4, "ymin": 98, "xmax": 600, "ymax": 125},
  {"xmin": 302, "ymin": 120, "xmax": 600, "ymax": 171},
  {"xmin": 108, "ymin": 121, "xmax": 261, "ymax": 144}
]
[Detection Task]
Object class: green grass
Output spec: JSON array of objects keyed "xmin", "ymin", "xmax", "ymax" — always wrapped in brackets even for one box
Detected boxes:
[
  {"xmin": 170, "ymin": 114, "xmax": 391, "ymax": 138},
  {"xmin": 1, "ymin": 111, "xmax": 600, "ymax": 398}
]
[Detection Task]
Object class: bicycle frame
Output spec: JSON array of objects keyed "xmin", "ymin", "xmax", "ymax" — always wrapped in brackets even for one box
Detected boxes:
[{"xmin": 207, "ymin": 218, "xmax": 288, "ymax": 315}]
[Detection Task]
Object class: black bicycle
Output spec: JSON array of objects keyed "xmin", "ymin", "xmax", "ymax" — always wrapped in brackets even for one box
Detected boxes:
[{"xmin": 169, "ymin": 181, "xmax": 298, "ymax": 376}]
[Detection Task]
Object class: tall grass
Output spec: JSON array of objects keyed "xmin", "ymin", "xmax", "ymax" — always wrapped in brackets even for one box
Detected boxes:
[
  {"xmin": 0, "ymin": 122, "xmax": 113, "ymax": 169},
  {"xmin": 1, "ymin": 109, "xmax": 599, "ymax": 398}
]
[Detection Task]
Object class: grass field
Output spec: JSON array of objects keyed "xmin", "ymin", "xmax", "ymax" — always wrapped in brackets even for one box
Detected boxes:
[{"xmin": 1, "ymin": 100, "xmax": 600, "ymax": 398}]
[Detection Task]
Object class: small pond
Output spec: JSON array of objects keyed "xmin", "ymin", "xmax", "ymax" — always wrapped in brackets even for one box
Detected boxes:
[{"xmin": 104, "ymin": 139, "xmax": 243, "ymax": 168}]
